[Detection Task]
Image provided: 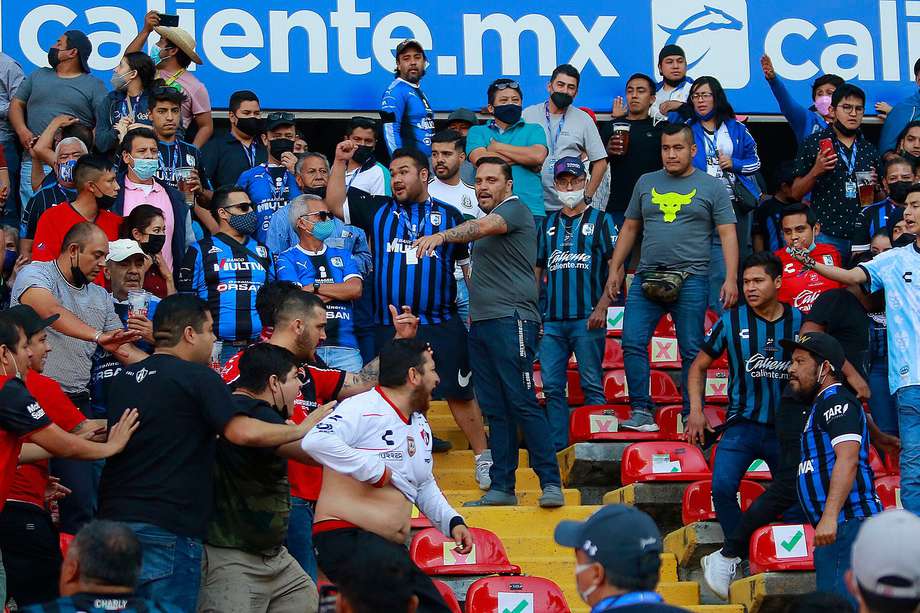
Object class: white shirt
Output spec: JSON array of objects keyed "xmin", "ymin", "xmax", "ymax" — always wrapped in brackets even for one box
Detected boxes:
[{"xmin": 650, "ymin": 78, "xmax": 694, "ymax": 123}]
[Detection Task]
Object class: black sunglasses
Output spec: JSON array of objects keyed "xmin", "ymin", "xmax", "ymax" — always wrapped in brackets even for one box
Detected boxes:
[
  {"xmin": 492, "ymin": 80, "xmax": 521, "ymax": 91},
  {"xmin": 267, "ymin": 111, "xmax": 296, "ymax": 123},
  {"xmin": 221, "ymin": 201, "xmax": 254, "ymax": 213},
  {"xmin": 300, "ymin": 211, "xmax": 332, "ymax": 222}
]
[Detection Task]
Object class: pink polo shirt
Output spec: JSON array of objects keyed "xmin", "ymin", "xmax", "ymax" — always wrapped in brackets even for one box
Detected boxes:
[
  {"xmin": 158, "ymin": 69, "xmax": 211, "ymax": 131},
  {"xmin": 122, "ymin": 178, "xmax": 176, "ymax": 270}
]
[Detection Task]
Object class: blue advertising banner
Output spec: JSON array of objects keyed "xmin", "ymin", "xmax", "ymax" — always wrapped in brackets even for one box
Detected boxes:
[{"xmin": 1, "ymin": 0, "xmax": 918, "ymax": 113}]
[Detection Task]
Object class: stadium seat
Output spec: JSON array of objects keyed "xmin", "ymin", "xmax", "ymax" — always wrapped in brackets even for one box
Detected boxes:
[
  {"xmin": 876, "ymin": 475, "xmax": 902, "ymax": 510},
  {"xmin": 602, "ymin": 337, "xmax": 624, "ymax": 369},
  {"xmin": 710, "ymin": 444, "xmax": 773, "ymax": 481},
  {"xmin": 884, "ymin": 451, "xmax": 900, "ymax": 476},
  {"xmin": 650, "ymin": 371, "xmax": 682, "ymax": 403},
  {"xmin": 748, "ymin": 523, "xmax": 815, "ymax": 574},
  {"xmin": 704, "ymin": 309, "xmax": 720, "ymax": 334},
  {"xmin": 433, "ymin": 580, "xmax": 463, "ymax": 613},
  {"xmin": 410, "ymin": 527, "xmax": 521, "ymax": 576},
  {"xmin": 868, "ymin": 446, "xmax": 889, "ymax": 478},
  {"xmin": 566, "ymin": 369, "xmax": 585, "ymax": 406},
  {"xmin": 648, "ymin": 336, "xmax": 681, "ymax": 369},
  {"xmin": 681, "ymin": 478, "xmax": 766, "ymax": 525},
  {"xmin": 569, "ymin": 404, "xmax": 671, "ymax": 442},
  {"xmin": 411, "ymin": 505, "xmax": 432, "ymax": 529},
  {"xmin": 654, "ymin": 313, "xmax": 677, "ymax": 337},
  {"xmin": 533, "ymin": 369, "xmax": 545, "ymax": 405},
  {"xmin": 620, "ymin": 441, "xmax": 712, "ymax": 485},
  {"xmin": 607, "ymin": 305, "xmax": 625, "ymax": 337},
  {"xmin": 704, "ymin": 369, "xmax": 730, "ymax": 404},
  {"xmin": 704, "ymin": 405, "xmax": 728, "ymax": 428},
  {"xmin": 59, "ymin": 532, "xmax": 75, "ymax": 558},
  {"xmin": 464, "ymin": 576, "xmax": 570, "ymax": 613},
  {"xmin": 603, "ymin": 370, "xmax": 629, "ymax": 402}
]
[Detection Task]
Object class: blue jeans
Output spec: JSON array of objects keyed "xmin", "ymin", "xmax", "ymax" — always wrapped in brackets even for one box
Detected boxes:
[
  {"xmin": 286, "ymin": 496, "xmax": 317, "ymax": 582},
  {"xmin": 711, "ymin": 420, "xmax": 779, "ymax": 538},
  {"xmin": 868, "ymin": 360, "xmax": 897, "ymax": 436},
  {"xmin": 125, "ymin": 522, "xmax": 203, "ymax": 613},
  {"xmin": 2, "ymin": 140, "xmax": 20, "ymax": 227},
  {"xmin": 315, "ymin": 346, "xmax": 363, "ymax": 372},
  {"xmin": 816, "ymin": 234, "xmax": 852, "ymax": 267},
  {"xmin": 540, "ymin": 319, "xmax": 606, "ymax": 450},
  {"xmin": 896, "ymin": 385, "xmax": 920, "ymax": 515},
  {"xmin": 18, "ymin": 154, "xmax": 49, "ymax": 214},
  {"xmin": 455, "ymin": 277, "xmax": 470, "ymax": 330},
  {"xmin": 814, "ymin": 517, "xmax": 863, "ymax": 608},
  {"xmin": 468, "ymin": 315, "xmax": 561, "ymax": 494},
  {"xmin": 709, "ymin": 242, "xmax": 726, "ymax": 316},
  {"xmin": 622, "ymin": 273, "xmax": 709, "ymax": 414}
]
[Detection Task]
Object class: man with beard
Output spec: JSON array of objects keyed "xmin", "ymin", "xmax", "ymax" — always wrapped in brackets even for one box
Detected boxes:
[
  {"xmin": 851, "ymin": 156, "xmax": 917, "ymax": 254},
  {"xmin": 381, "ymin": 40, "xmax": 434, "ymax": 156},
  {"xmin": 303, "ymin": 338, "xmax": 473, "ymax": 613},
  {"xmin": 782, "ymin": 332, "xmax": 881, "ymax": 604}
]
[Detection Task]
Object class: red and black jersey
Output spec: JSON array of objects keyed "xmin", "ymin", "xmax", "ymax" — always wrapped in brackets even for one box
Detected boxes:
[
  {"xmin": 776, "ymin": 244, "xmax": 844, "ymax": 313},
  {"xmin": 0, "ymin": 376, "xmax": 52, "ymax": 511}
]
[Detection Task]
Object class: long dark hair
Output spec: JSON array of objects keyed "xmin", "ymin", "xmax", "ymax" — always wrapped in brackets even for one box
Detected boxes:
[
  {"xmin": 688, "ymin": 76, "xmax": 736, "ymax": 127},
  {"xmin": 123, "ymin": 52, "xmax": 157, "ymax": 91},
  {"xmin": 119, "ymin": 204, "xmax": 165, "ymax": 239}
]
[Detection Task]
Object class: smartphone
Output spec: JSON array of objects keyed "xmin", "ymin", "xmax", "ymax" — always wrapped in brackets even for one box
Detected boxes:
[
  {"xmin": 818, "ymin": 137, "xmax": 834, "ymax": 158},
  {"xmin": 158, "ymin": 13, "xmax": 179, "ymax": 27},
  {"xmin": 318, "ymin": 584, "xmax": 338, "ymax": 613}
]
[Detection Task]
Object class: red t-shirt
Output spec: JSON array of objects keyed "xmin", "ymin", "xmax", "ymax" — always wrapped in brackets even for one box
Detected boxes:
[
  {"xmin": 0, "ymin": 376, "xmax": 52, "ymax": 511},
  {"xmin": 222, "ymin": 347, "xmax": 345, "ymax": 501},
  {"xmin": 776, "ymin": 244, "xmax": 844, "ymax": 313},
  {"xmin": 31, "ymin": 203, "xmax": 123, "ymax": 285},
  {"xmin": 7, "ymin": 372, "xmax": 86, "ymax": 509}
]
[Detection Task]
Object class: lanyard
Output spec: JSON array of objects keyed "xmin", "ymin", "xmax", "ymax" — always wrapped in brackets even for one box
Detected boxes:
[
  {"xmin": 835, "ymin": 139, "xmax": 858, "ymax": 177},
  {"xmin": 263, "ymin": 165, "xmax": 289, "ymax": 201},
  {"xmin": 592, "ymin": 592, "xmax": 663, "ymax": 612},
  {"xmin": 162, "ymin": 68, "xmax": 185, "ymax": 87},
  {"xmin": 703, "ymin": 129, "xmax": 719, "ymax": 158},
  {"xmin": 544, "ymin": 102, "xmax": 566, "ymax": 157},
  {"xmin": 242, "ymin": 142, "xmax": 256, "ymax": 168},
  {"xmin": 158, "ymin": 142, "xmax": 181, "ymax": 171},
  {"xmin": 346, "ymin": 168, "xmax": 361, "ymax": 192},
  {"xmin": 398, "ymin": 200, "xmax": 432, "ymax": 241}
]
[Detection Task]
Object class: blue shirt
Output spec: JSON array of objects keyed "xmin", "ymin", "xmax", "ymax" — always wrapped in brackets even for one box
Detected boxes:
[
  {"xmin": 237, "ymin": 164, "xmax": 302, "ymax": 243},
  {"xmin": 852, "ymin": 198, "xmax": 899, "ymax": 253},
  {"xmin": 266, "ymin": 210, "xmax": 372, "ymax": 275},
  {"xmin": 23, "ymin": 593, "xmax": 182, "ymax": 613},
  {"xmin": 22, "ymin": 182, "xmax": 76, "ymax": 239},
  {"xmin": 276, "ymin": 245, "xmax": 362, "ymax": 349},
  {"xmin": 380, "ymin": 78, "xmax": 434, "ymax": 156},
  {"xmin": 177, "ymin": 232, "xmax": 276, "ymax": 341}
]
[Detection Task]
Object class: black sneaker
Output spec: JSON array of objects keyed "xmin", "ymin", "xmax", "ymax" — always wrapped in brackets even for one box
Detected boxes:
[{"xmin": 432, "ymin": 436, "xmax": 453, "ymax": 453}]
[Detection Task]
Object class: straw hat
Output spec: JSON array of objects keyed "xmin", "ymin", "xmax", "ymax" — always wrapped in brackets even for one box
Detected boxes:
[{"xmin": 154, "ymin": 26, "xmax": 203, "ymax": 65}]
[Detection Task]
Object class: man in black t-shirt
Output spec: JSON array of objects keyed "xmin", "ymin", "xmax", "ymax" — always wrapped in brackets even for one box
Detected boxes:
[{"xmin": 97, "ymin": 295, "xmax": 319, "ymax": 613}]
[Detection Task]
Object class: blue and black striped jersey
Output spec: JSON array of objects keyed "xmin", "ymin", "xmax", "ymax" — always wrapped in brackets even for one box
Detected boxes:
[
  {"xmin": 852, "ymin": 198, "xmax": 898, "ymax": 253},
  {"xmin": 176, "ymin": 232, "xmax": 275, "ymax": 342},
  {"xmin": 797, "ymin": 383, "xmax": 882, "ymax": 526},
  {"xmin": 702, "ymin": 303, "xmax": 803, "ymax": 423},
  {"xmin": 22, "ymin": 593, "xmax": 182, "ymax": 612},
  {"xmin": 536, "ymin": 208, "xmax": 617, "ymax": 321}
]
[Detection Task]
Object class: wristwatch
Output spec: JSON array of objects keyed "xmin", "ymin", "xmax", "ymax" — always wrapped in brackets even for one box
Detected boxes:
[
  {"xmin": 313, "ymin": 282, "xmax": 322, "ymax": 295},
  {"xmin": 584, "ymin": 193, "xmax": 593, "ymax": 205}
]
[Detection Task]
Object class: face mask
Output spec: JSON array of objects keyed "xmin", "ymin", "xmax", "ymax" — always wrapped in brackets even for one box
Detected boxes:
[
  {"xmin": 303, "ymin": 185, "xmax": 327, "ymax": 198},
  {"xmin": 228, "ymin": 210, "xmax": 258, "ymax": 235},
  {"xmin": 694, "ymin": 108, "xmax": 716, "ymax": 121},
  {"xmin": 235, "ymin": 117, "xmax": 262, "ymax": 137},
  {"xmin": 814, "ymin": 95, "xmax": 833, "ymax": 117},
  {"xmin": 47, "ymin": 48, "xmax": 61, "ymax": 68},
  {"xmin": 70, "ymin": 252, "xmax": 90, "ymax": 288},
  {"xmin": 311, "ymin": 219, "xmax": 336, "ymax": 241},
  {"xmin": 142, "ymin": 233, "xmax": 166, "ymax": 255},
  {"xmin": 110, "ymin": 71, "xmax": 131, "ymax": 91},
  {"xmin": 901, "ymin": 151, "xmax": 920, "ymax": 167},
  {"xmin": 131, "ymin": 156, "xmax": 159, "ymax": 181},
  {"xmin": 270, "ymin": 381, "xmax": 290, "ymax": 416},
  {"xmin": 834, "ymin": 120, "xmax": 859, "ymax": 137},
  {"xmin": 550, "ymin": 92, "xmax": 573, "ymax": 109},
  {"xmin": 557, "ymin": 188, "xmax": 584, "ymax": 209},
  {"xmin": 888, "ymin": 181, "xmax": 914, "ymax": 204},
  {"xmin": 150, "ymin": 46, "xmax": 164, "ymax": 66},
  {"xmin": 574, "ymin": 563, "xmax": 599, "ymax": 603},
  {"xmin": 492, "ymin": 104, "xmax": 522, "ymax": 125},
  {"xmin": 3, "ymin": 249, "xmax": 16, "ymax": 275},
  {"xmin": 269, "ymin": 138, "xmax": 295, "ymax": 161},
  {"xmin": 786, "ymin": 241, "xmax": 816, "ymax": 255},
  {"xmin": 0, "ymin": 348, "xmax": 22, "ymax": 381},
  {"xmin": 58, "ymin": 159, "xmax": 77, "ymax": 184},
  {"xmin": 352, "ymin": 145, "xmax": 375, "ymax": 165},
  {"xmin": 95, "ymin": 191, "xmax": 117, "ymax": 210}
]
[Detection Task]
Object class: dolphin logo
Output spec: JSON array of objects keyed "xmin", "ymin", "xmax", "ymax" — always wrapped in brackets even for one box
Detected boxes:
[
  {"xmin": 651, "ymin": 188, "xmax": 697, "ymax": 223},
  {"xmin": 658, "ymin": 5, "xmax": 743, "ymax": 70}
]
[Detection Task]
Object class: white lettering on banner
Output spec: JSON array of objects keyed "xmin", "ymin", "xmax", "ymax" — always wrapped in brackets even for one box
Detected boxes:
[
  {"xmin": 202, "ymin": 9, "xmax": 263, "ymax": 73},
  {"xmin": 269, "ymin": 10, "xmax": 328, "ymax": 73},
  {"xmin": 463, "ymin": 13, "xmax": 556, "ymax": 76},
  {"xmin": 559, "ymin": 15, "xmax": 619, "ymax": 76},
  {"xmin": 372, "ymin": 12, "xmax": 432, "ymax": 72},
  {"xmin": 745, "ymin": 353, "xmax": 790, "ymax": 379},
  {"xmin": 765, "ymin": 17, "xmax": 880, "ymax": 81}
]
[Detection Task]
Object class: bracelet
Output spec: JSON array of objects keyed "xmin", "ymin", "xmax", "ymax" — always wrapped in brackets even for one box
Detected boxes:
[{"xmin": 93, "ymin": 330, "xmax": 103, "ymax": 344}]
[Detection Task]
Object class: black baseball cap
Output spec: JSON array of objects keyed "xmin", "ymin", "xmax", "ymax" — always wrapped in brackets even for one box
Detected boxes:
[
  {"xmin": 265, "ymin": 111, "xmax": 295, "ymax": 131},
  {"xmin": 658, "ymin": 44, "xmax": 686, "ymax": 64},
  {"xmin": 555, "ymin": 505, "xmax": 662, "ymax": 582},
  {"xmin": 396, "ymin": 39, "xmax": 425, "ymax": 58},
  {"xmin": 64, "ymin": 30, "xmax": 92, "ymax": 74},
  {"xmin": 780, "ymin": 332, "xmax": 845, "ymax": 373},
  {"xmin": 5, "ymin": 305, "xmax": 59, "ymax": 338}
]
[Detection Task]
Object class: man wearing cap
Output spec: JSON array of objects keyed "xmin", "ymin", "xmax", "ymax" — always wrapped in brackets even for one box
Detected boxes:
[
  {"xmin": 650, "ymin": 45, "xmax": 693, "ymax": 123},
  {"xmin": 127, "ymin": 11, "xmax": 213, "ymax": 148},
  {"xmin": 447, "ymin": 108, "xmax": 479, "ymax": 185},
  {"xmin": 9, "ymin": 30, "xmax": 107, "ymax": 208},
  {"xmin": 536, "ymin": 157, "xmax": 617, "ymax": 450},
  {"xmin": 554, "ymin": 504, "xmax": 686, "ymax": 612},
  {"xmin": 783, "ymin": 331, "xmax": 882, "ymax": 601},
  {"xmin": 381, "ymin": 40, "xmax": 435, "ymax": 156},
  {"xmin": 847, "ymin": 509, "xmax": 920, "ymax": 613}
]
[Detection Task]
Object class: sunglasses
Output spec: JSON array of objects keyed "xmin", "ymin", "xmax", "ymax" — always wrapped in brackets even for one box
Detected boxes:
[
  {"xmin": 492, "ymin": 80, "xmax": 521, "ymax": 91},
  {"xmin": 300, "ymin": 211, "xmax": 332, "ymax": 222},
  {"xmin": 221, "ymin": 201, "xmax": 254, "ymax": 213},
  {"xmin": 267, "ymin": 111, "xmax": 296, "ymax": 123},
  {"xmin": 151, "ymin": 85, "xmax": 182, "ymax": 97}
]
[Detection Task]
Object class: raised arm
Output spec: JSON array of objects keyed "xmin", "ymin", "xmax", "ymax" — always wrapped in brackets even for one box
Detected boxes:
[
  {"xmin": 325, "ymin": 140, "xmax": 354, "ymax": 221},
  {"xmin": 789, "ymin": 250, "xmax": 870, "ymax": 286},
  {"xmin": 125, "ymin": 11, "xmax": 159, "ymax": 54}
]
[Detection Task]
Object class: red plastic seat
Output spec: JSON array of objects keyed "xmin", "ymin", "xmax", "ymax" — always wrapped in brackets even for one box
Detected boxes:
[
  {"xmin": 681, "ymin": 479, "xmax": 766, "ymax": 525},
  {"xmin": 704, "ymin": 406, "xmax": 728, "ymax": 428},
  {"xmin": 704, "ymin": 309, "xmax": 720, "ymax": 334},
  {"xmin": 621, "ymin": 441, "xmax": 712, "ymax": 485},
  {"xmin": 749, "ymin": 523, "xmax": 815, "ymax": 574},
  {"xmin": 566, "ymin": 369, "xmax": 585, "ymax": 406},
  {"xmin": 569, "ymin": 404, "xmax": 664, "ymax": 443},
  {"xmin": 603, "ymin": 338, "xmax": 624, "ymax": 369},
  {"xmin": 704, "ymin": 369, "xmax": 730, "ymax": 404},
  {"xmin": 60, "ymin": 532, "xmax": 75, "ymax": 558},
  {"xmin": 411, "ymin": 505, "xmax": 432, "ymax": 529},
  {"xmin": 650, "ymin": 371, "xmax": 681, "ymax": 403},
  {"xmin": 884, "ymin": 451, "xmax": 900, "ymax": 476},
  {"xmin": 433, "ymin": 580, "xmax": 463, "ymax": 613},
  {"xmin": 654, "ymin": 313, "xmax": 677, "ymax": 338},
  {"xmin": 710, "ymin": 444, "xmax": 773, "ymax": 480},
  {"xmin": 464, "ymin": 576, "xmax": 569, "ymax": 613},
  {"xmin": 410, "ymin": 527, "xmax": 521, "ymax": 576},
  {"xmin": 648, "ymin": 336, "xmax": 682, "ymax": 369},
  {"xmin": 607, "ymin": 305, "xmax": 625, "ymax": 337},
  {"xmin": 868, "ymin": 446, "xmax": 889, "ymax": 478},
  {"xmin": 876, "ymin": 475, "xmax": 902, "ymax": 510},
  {"xmin": 603, "ymin": 370, "xmax": 629, "ymax": 403},
  {"xmin": 533, "ymin": 369, "xmax": 545, "ymax": 405}
]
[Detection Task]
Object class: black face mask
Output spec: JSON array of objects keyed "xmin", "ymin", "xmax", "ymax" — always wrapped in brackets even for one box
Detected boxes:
[
  {"xmin": 142, "ymin": 233, "xmax": 166, "ymax": 255},
  {"xmin": 834, "ymin": 120, "xmax": 859, "ymax": 138},
  {"xmin": 47, "ymin": 48, "xmax": 61, "ymax": 68},
  {"xmin": 550, "ymin": 92, "xmax": 573, "ymax": 109},
  {"xmin": 96, "ymin": 193, "xmax": 117, "ymax": 209},
  {"xmin": 900, "ymin": 150, "xmax": 920, "ymax": 167},
  {"xmin": 269, "ymin": 138, "xmax": 295, "ymax": 161},
  {"xmin": 492, "ymin": 104, "xmax": 522, "ymax": 125},
  {"xmin": 352, "ymin": 145, "xmax": 375, "ymax": 165},
  {"xmin": 888, "ymin": 181, "xmax": 914, "ymax": 204},
  {"xmin": 235, "ymin": 117, "xmax": 262, "ymax": 137},
  {"xmin": 302, "ymin": 185, "xmax": 327, "ymax": 198},
  {"xmin": 70, "ymin": 253, "xmax": 90, "ymax": 288}
]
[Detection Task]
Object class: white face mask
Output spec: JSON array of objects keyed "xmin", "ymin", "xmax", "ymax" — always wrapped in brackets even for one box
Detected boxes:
[
  {"xmin": 557, "ymin": 188, "xmax": 584, "ymax": 209},
  {"xmin": 0, "ymin": 348, "xmax": 21, "ymax": 380},
  {"xmin": 575, "ymin": 563, "xmax": 599, "ymax": 603}
]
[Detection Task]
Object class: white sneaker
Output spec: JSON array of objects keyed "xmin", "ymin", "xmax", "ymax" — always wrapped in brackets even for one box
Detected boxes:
[
  {"xmin": 475, "ymin": 450, "xmax": 492, "ymax": 490},
  {"xmin": 701, "ymin": 549, "xmax": 740, "ymax": 601}
]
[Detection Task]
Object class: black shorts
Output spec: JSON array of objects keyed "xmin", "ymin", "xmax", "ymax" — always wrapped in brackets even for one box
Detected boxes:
[
  {"xmin": 375, "ymin": 316, "xmax": 473, "ymax": 401},
  {"xmin": 0, "ymin": 501, "xmax": 62, "ymax": 606},
  {"xmin": 313, "ymin": 526, "xmax": 451, "ymax": 613}
]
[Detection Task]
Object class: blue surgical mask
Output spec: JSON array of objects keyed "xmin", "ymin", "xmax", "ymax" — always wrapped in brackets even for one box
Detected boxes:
[
  {"xmin": 311, "ymin": 219, "xmax": 335, "ymax": 241},
  {"xmin": 786, "ymin": 241, "xmax": 817, "ymax": 255},
  {"xmin": 131, "ymin": 156, "xmax": 159, "ymax": 181},
  {"xmin": 3, "ymin": 249, "xmax": 16, "ymax": 275},
  {"xmin": 150, "ymin": 46, "xmax": 163, "ymax": 66}
]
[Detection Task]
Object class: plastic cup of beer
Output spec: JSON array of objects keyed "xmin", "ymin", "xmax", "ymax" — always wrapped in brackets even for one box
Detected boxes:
[
  {"xmin": 127, "ymin": 290, "xmax": 148, "ymax": 319},
  {"xmin": 612, "ymin": 123, "xmax": 630, "ymax": 155},
  {"xmin": 855, "ymin": 171, "xmax": 875, "ymax": 206},
  {"xmin": 210, "ymin": 340, "xmax": 223, "ymax": 372},
  {"xmin": 176, "ymin": 166, "xmax": 195, "ymax": 208}
]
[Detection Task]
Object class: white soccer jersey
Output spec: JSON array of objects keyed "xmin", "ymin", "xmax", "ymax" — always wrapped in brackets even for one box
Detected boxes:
[{"xmin": 302, "ymin": 386, "xmax": 462, "ymax": 536}]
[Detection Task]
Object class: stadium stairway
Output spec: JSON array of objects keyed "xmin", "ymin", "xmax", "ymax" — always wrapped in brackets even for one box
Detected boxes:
[{"xmin": 426, "ymin": 401, "xmax": 744, "ymax": 613}]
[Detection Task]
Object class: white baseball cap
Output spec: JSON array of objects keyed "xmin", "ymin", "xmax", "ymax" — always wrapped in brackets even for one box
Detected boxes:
[
  {"xmin": 107, "ymin": 239, "xmax": 147, "ymax": 263},
  {"xmin": 851, "ymin": 509, "xmax": 920, "ymax": 599}
]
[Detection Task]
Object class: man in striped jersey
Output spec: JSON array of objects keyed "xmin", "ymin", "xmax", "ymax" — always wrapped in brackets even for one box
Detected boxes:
[
  {"xmin": 851, "ymin": 156, "xmax": 916, "ymax": 255},
  {"xmin": 536, "ymin": 157, "xmax": 617, "ymax": 450},
  {"xmin": 784, "ymin": 332, "xmax": 882, "ymax": 603}
]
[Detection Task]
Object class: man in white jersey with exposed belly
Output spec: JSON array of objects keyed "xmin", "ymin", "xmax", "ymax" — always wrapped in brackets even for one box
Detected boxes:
[{"xmin": 302, "ymin": 337, "xmax": 472, "ymax": 613}]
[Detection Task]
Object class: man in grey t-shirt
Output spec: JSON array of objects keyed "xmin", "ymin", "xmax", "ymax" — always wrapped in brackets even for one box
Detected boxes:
[
  {"xmin": 605, "ymin": 123, "xmax": 738, "ymax": 431},
  {"xmin": 412, "ymin": 157, "xmax": 563, "ymax": 509}
]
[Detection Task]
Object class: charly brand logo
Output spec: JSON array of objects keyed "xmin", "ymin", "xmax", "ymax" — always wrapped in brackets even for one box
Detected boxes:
[{"xmin": 651, "ymin": 0, "xmax": 750, "ymax": 88}]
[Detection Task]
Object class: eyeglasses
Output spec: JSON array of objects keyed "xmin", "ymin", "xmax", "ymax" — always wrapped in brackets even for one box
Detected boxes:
[
  {"xmin": 691, "ymin": 92, "xmax": 713, "ymax": 101},
  {"xmin": 267, "ymin": 111, "xmax": 296, "ymax": 123},
  {"xmin": 221, "ymin": 201, "xmax": 254, "ymax": 213},
  {"xmin": 839, "ymin": 103, "xmax": 865, "ymax": 115},
  {"xmin": 300, "ymin": 211, "xmax": 332, "ymax": 222}
]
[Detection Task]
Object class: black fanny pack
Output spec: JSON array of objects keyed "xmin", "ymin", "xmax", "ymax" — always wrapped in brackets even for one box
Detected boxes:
[{"xmin": 641, "ymin": 270, "xmax": 689, "ymax": 303}]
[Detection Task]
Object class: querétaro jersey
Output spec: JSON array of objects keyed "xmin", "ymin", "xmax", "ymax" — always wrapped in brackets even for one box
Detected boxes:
[
  {"xmin": 344, "ymin": 195, "xmax": 469, "ymax": 326},
  {"xmin": 797, "ymin": 383, "xmax": 881, "ymax": 526},
  {"xmin": 237, "ymin": 164, "xmax": 302, "ymax": 243},
  {"xmin": 155, "ymin": 139, "xmax": 211, "ymax": 193},
  {"xmin": 22, "ymin": 593, "xmax": 183, "ymax": 613},
  {"xmin": 537, "ymin": 208, "xmax": 618, "ymax": 321},
  {"xmin": 276, "ymin": 245, "xmax": 362, "ymax": 349},
  {"xmin": 0, "ymin": 376, "xmax": 51, "ymax": 511},
  {"xmin": 776, "ymin": 245, "xmax": 843, "ymax": 313},
  {"xmin": 852, "ymin": 198, "xmax": 900, "ymax": 254},
  {"xmin": 380, "ymin": 78, "xmax": 434, "ymax": 156},
  {"xmin": 22, "ymin": 182, "xmax": 76, "ymax": 239},
  {"xmin": 177, "ymin": 232, "xmax": 275, "ymax": 341},
  {"xmin": 702, "ymin": 303, "xmax": 802, "ymax": 424}
]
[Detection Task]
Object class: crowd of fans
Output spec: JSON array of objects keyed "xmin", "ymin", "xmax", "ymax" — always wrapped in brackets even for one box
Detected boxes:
[{"xmin": 0, "ymin": 11, "xmax": 918, "ymax": 613}]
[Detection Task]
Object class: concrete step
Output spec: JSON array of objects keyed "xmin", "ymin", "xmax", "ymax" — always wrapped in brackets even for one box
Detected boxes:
[
  {"xmin": 433, "ymin": 449, "xmax": 528, "ymax": 472},
  {"xmin": 602, "ymin": 482, "xmax": 690, "ymax": 536},
  {"xmin": 459, "ymin": 505, "xmax": 597, "ymax": 537},
  {"xmin": 431, "ymin": 428, "xmax": 472, "ymax": 451},
  {"xmin": 664, "ymin": 521, "xmax": 726, "ymax": 569},
  {"xmin": 729, "ymin": 572, "xmax": 816, "ymax": 613},
  {"xmin": 557, "ymin": 441, "xmax": 631, "ymax": 488},
  {"xmin": 443, "ymin": 488, "xmax": 581, "ymax": 507},
  {"xmin": 434, "ymin": 467, "xmax": 542, "ymax": 491}
]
